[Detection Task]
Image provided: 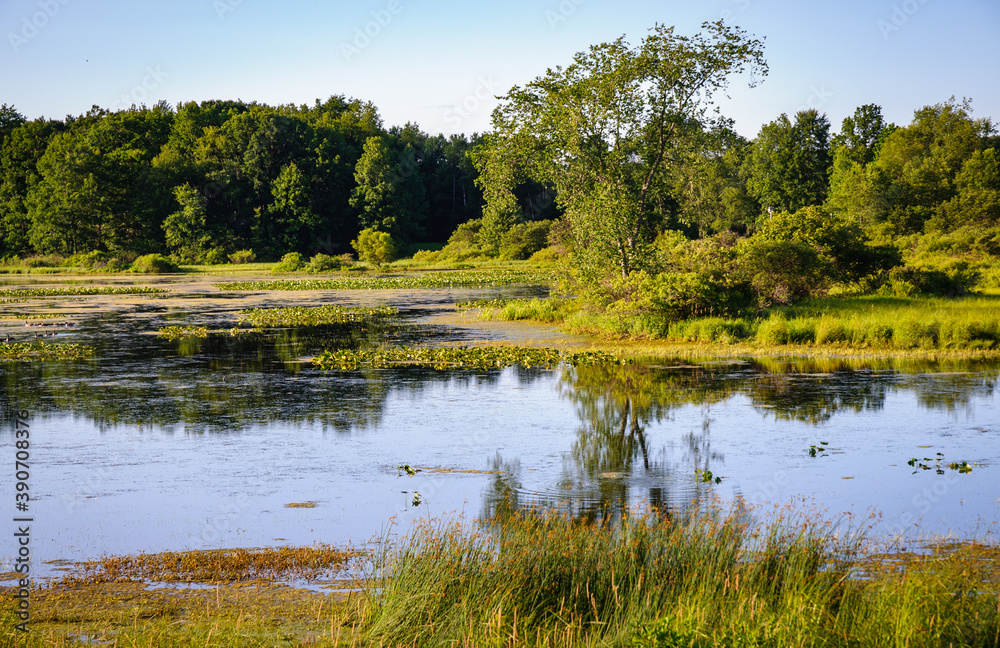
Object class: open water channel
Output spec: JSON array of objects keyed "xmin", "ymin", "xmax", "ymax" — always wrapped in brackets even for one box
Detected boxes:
[{"xmin": 2, "ymin": 275, "xmax": 999, "ymax": 580}]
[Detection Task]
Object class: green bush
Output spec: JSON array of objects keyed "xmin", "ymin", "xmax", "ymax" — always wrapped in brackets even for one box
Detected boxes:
[
  {"xmin": 272, "ymin": 252, "xmax": 305, "ymax": 273},
  {"xmin": 498, "ymin": 220, "xmax": 553, "ymax": 260},
  {"xmin": 202, "ymin": 247, "xmax": 228, "ymax": 265},
  {"xmin": 228, "ymin": 249, "xmax": 256, "ymax": 265},
  {"xmin": 352, "ymin": 228, "xmax": 396, "ymax": 267},
  {"xmin": 130, "ymin": 254, "xmax": 180, "ymax": 274},
  {"xmin": 67, "ymin": 251, "xmax": 109, "ymax": 269},
  {"xmin": 527, "ymin": 245, "xmax": 562, "ymax": 265},
  {"xmin": 307, "ymin": 253, "xmax": 342, "ymax": 273},
  {"xmin": 736, "ymin": 239, "xmax": 829, "ymax": 306}
]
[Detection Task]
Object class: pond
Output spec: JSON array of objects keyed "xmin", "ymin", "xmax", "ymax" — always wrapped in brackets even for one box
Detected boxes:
[{"xmin": 2, "ymin": 276, "xmax": 999, "ymax": 580}]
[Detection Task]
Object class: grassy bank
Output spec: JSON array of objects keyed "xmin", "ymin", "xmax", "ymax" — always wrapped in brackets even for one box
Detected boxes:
[
  {"xmin": 364, "ymin": 507, "xmax": 1000, "ymax": 648},
  {"xmin": 6, "ymin": 507, "xmax": 1000, "ymax": 647},
  {"xmin": 470, "ymin": 294, "xmax": 1000, "ymax": 356}
]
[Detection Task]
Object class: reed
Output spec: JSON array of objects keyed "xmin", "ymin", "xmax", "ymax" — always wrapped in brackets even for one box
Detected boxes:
[{"xmin": 362, "ymin": 505, "xmax": 1000, "ymax": 647}]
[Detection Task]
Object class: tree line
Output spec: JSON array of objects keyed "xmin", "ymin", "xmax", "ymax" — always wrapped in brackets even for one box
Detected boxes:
[
  {"xmin": 2, "ymin": 20, "xmax": 998, "ymax": 306},
  {"xmin": 0, "ymin": 97, "xmax": 484, "ymax": 262}
]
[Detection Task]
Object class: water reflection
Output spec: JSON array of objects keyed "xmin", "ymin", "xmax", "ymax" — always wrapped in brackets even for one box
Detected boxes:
[{"xmin": 484, "ymin": 359, "xmax": 1000, "ymax": 524}]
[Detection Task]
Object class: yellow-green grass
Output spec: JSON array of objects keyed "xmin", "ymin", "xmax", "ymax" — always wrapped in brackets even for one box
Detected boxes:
[
  {"xmin": 364, "ymin": 506, "xmax": 1000, "ymax": 647},
  {"xmin": 471, "ymin": 294, "xmax": 1000, "ymax": 358}
]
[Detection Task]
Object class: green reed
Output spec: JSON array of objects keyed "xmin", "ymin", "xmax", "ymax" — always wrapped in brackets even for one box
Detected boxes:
[{"xmin": 363, "ymin": 506, "xmax": 1000, "ymax": 647}]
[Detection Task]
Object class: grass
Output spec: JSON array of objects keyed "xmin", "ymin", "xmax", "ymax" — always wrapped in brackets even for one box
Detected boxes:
[
  {"xmin": 470, "ymin": 293, "xmax": 1000, "ymax": 357},
  {"xmin": 4, "ymin": 510, "xmax": 1000, "ymax": 647},
  {"xmin": 362, "ymin": 505, "xmax": 1000, "ymax": 647}
]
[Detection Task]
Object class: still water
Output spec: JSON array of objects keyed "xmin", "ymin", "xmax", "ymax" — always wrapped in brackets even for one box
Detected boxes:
[{"xmin": 2, "ymin": 279, "xmax": 999, "ymax": 578}]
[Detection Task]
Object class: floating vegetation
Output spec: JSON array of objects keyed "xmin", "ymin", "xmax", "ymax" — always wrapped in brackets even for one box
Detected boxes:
[
  {"xmin": 216, "ymin": 269, "xmax": 552, "ymax": 292},
  {"xmin": 0, "ymin": 341, "xmax": 95, "ymax": 361},
  {"xmin": 156, "ymin": 325, "xmax": 210, "ymax": 340},
  {"xmin": 238, "ymin": 304, "xmax": 397, "ymax": 327},
  {"xmin": 0, "ymin": 286, "xmax": 167, "ymax": 298},
  {"xmin": 908, "ymin": 453, "xmax": 977, "ymax": 474},
  {"xmin": 4, "ymin": 312, "xmax": 63, "ymax": 320},
  {"xmin": 285, "ymin": 501, "xmax": 318, "ymax": 509},
  {"xmin": 808, "ymin": 441, "xmax": 830, "ymax": 457},
  {"xmin": 314, "ymin": 346, "xmax": 626, "ymax": 371},
  {"xmin": 695, "ymin": 468, "xmax": 721, "ymax": 484},
  {"xmin": 455, "ymin": 297, "xmax": 513, "ymax": 310},
  {"xmin": 70, "ymin": 545, "xmax": 357, "ymax": 584}
]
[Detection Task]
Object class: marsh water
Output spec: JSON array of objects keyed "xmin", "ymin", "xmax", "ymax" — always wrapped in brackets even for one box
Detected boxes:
[{"xmin": 2, "ymin": 275, "xmax": 1000, "ymax": 579}]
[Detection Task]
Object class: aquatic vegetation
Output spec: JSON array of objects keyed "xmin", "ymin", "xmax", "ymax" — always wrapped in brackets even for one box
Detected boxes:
[
  {"xmin": 215, "ymin": 269, "xmax": 552, "ymax": 291},
  {"xmin": 313, "ymin": 345, "xmax": 626, "ymax": 371},
  {"xmin": 363, "ymin": 506, "xmax": 1000, "ymax": 647},
  {"xmin": 155, "ymin": 325, "xmax": 210, "ymax": 340},
  {"xmin": 285, "ymin": 501, "xmax": 318, "ymax": 508},
  {"xmin": 907, "ymin": 453, "xmax": 977, "ymax": 474},
  {"xmin": 0, "ymin": 285, "xmax": 167, "ymax": 297},
  {"xmin": 0, "ymin": 341, "xmax": 95, "ymax": 361},
  {"xmin": 70, "ymin": 545, "xmax": 357, "ymax": 584},
  {"xmin": 695, "ymin": 468, "xmax": 722, "ymax": 483},
  {"xmin": 809, "ymin": 441, "xmax": 830, "ymax": 457},
  {"xmin": 237, "ymin": 304, "xmax": 397, "ymax": 327}
]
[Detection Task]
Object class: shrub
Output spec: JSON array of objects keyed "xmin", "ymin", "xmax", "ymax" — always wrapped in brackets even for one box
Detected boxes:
[
  {"xmin": 272, "ymin": 252, "xmax": 305, "ymax": 273},
  {"xmin": 736, "ymin": 239, "xmax": 829, "ymax": 307},
  {"xmin": 67, "ymin": 251, "xmax": 109, "ymax": 269},
  {"xmin": 226, "ymin": 249, "xmax": 255, "ymax": 265},
  {"xmin": 202, "ymin": 247, "xmax": 228, "ymax": 265},
  {"xmin": 307, "ymin": 253, "xmax": 342, "ymax": 273},
  {"xmin": 498, "ymin": 220, "xmax": 553, "ymax": 260},
  {"xmin": 527, "ymin": 245, "xmax": 562, "ymax": 265},
  {"xmin": 352, "ymin": 228, "xmax": 396, "ymax": 267},
  {"xmin": 130, "ymin": 254, "xmax": 180, "ymax": 274}
]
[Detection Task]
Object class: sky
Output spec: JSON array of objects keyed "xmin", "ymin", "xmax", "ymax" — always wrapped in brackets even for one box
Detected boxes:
[{"xmin": 1, "ymin": 0, "xmax": 998, "ymax": 139}]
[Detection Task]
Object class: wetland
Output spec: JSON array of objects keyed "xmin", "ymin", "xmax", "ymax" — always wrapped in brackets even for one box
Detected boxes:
[{"xmin": 2, "ymin": 271, "xmax": 1000, "ymax": 646}]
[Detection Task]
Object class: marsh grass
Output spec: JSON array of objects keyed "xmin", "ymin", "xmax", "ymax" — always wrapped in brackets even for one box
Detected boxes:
[
  {"xmin": 479, "ymin": 294, "xmax": 1000, "ymax": 355},
  {"xmin": 363, "ymin": 506, "xmax": 1000, "ymax": 647}
]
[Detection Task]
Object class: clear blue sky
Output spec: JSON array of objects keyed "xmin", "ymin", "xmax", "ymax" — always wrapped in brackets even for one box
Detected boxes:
[{"xmin": 2, "ymin": 0, "xmax": 998, "ymax": 139}]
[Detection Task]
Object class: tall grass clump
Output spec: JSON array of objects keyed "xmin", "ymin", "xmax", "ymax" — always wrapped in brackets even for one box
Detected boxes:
[{"xmin": 361, "ymin": 505, "xmax": 1000, "ymax": 647}]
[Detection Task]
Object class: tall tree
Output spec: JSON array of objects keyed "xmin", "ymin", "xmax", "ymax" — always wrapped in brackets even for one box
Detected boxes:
[
  {"xmin": 741, "ymin": 109, "xmax": 831, "ymax": 215},
  {"xmin": 473, "ymin": 21, "xmax": 767, "ymax": 279}
]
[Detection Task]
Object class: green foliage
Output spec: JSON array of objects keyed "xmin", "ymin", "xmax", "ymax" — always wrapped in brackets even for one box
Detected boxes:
[
  {"xmin": 305, "ymin": 252, "xmax": 342, "ymax": 272},
  {"xmin": 0, "ymin": 341, "xmax": 95, "ymax": 361},
  {"xmin": 351, "ymin": 227, "xmax": 396, "ymax": 267},
  {"xmin": 755, "ymin": 205, "xmax": 901, "ymax": 283},
  {"xmin": 475, "ymin": 21, "xmax": 767, "ymax": 281},
  {"xmin": 742, "ymin": 109, "xmax": 832, "ymax": 213},
  {"xmin": 130, "ymin": 253, "xmax": 180, "ymax": 274},
  {"xmin": 162, "ymin": 184, "xmax": 211, "ymax": 262},
  {"xmin": 227, "ymin": 249, "xmax": 256, "ymax": 264},
  {"xmin": 736, "ymin": 238, "xmax": 828, "ymax": 306},
  {"xmin": 216, "ymin": 269, "xmax": 552, "ymax": 291},
  {"xmin": 0, "ymin": 285, "xmax": 165, "ymax": 297},
  {"xmin": 272, "ymin": 252, "xmax": 305, "ymax": 273},
  {"xmin": 497, "ymin": 219, "xmax": 553, "ymax": 260},
  {"xmin": 314, "ymin": 345, "xmax": 623, "ymax": 371},
  {"xmin": 238, "ymin": 304, "xmax": 396, "ymax": 327}
]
